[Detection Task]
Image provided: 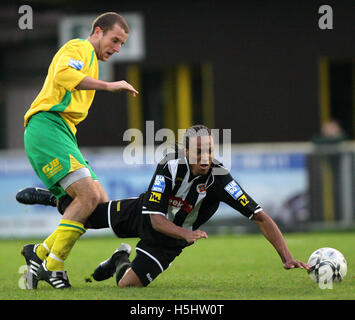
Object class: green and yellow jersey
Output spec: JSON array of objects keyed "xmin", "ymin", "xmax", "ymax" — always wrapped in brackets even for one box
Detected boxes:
[{"xmin": 24, "ymin": 39, "xmax": 98, "ymax": 135}]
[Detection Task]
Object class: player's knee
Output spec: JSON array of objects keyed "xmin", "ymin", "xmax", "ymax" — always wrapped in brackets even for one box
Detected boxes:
[
  {"xmin": 83, "ymin": 188, "xmax": 101, "ymax": 211},
  {"xmin": 71, "ymin": 184, "xmax": 101, "ymax": 212}
]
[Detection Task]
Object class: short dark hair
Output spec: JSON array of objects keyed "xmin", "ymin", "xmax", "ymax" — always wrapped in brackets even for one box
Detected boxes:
[
  {"xmin": 90, "ymin": 12, "xmax": 129, "ymax": 35},
  {"xmin": 183, "ymin": 125, "xmax": 211, "ymax": 150}
]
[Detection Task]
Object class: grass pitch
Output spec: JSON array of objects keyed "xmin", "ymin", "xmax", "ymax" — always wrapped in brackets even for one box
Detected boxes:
[{"xmin": 0, "ymin": 232, "xmax": 354, "ymax": 300}]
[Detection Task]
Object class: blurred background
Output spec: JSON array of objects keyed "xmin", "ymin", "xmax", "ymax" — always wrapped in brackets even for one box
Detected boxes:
[{"xmin": 0, "ymin": 0, "xmax": 354, "ymax": 237}]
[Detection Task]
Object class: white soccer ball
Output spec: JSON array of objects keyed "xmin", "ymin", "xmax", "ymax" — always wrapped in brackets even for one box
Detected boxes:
[{"xmin": 307, "ymin": 247, "xmax": 347, "ymax": 285}]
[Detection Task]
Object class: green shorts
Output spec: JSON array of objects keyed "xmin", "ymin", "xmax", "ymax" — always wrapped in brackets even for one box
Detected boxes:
[{"xmin": 24, "ymin": 112, "xmax": 97, "ymax": 198}]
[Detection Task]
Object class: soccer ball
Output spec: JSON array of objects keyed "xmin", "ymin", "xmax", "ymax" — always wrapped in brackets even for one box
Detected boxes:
[{"xmin": 307, "ymin": 247, "xmax": 347, "ymax": 286}]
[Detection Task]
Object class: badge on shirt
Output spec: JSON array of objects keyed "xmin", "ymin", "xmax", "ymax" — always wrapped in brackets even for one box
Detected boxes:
[
  {"xmin": 149, "ymin": 192, "xmax": 161, "ymax": 203},
  {"xmin": 238, "ymin": 194, "xmax": 250, "ymax": 206},
  {"xmin": 224, "ymin": 180, "xmax": 243, "ymax": 200},
  {"xmin": 68, "ymin": 58, "xmax": 84, "ymax": 70},
  {"xmin": 152, "ymin": 175, "xmax": 165, "ymax": 193},
  {"xmin": 196, "ymin": 183, "xmax": 207, "ymax": 194}
]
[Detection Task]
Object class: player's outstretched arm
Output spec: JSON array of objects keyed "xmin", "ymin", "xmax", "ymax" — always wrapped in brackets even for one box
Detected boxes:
[
  {"xmin": 252, "ymin": 210, "xmax": 310, "ymax": 270},
  {"xmin": 75, "ymin": 76, "xmax": 138, "ymax": 96},
  {"xmin": 150, "ymin": 214, "xmax": 208, "ymax": 244}
]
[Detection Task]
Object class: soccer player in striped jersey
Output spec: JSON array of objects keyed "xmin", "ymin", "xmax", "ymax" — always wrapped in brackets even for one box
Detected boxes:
[
  {"xmin": 18, "ymin": 125, "xmax": 310, "ymax": 288},
  {"xmin": 21, "ymin": 12, "xmax": 138, "ymax": 289}
]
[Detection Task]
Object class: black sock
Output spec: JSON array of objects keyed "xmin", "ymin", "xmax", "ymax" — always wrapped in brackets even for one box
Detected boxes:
[{"xmin": 86, "ymin": 202, "xmax": 110, "ymax": 229}]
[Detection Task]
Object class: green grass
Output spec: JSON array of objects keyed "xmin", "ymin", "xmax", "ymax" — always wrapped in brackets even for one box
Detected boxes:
[{"xmin": 0, "ymin": 232, "xmax": 354, "ymax": 300}]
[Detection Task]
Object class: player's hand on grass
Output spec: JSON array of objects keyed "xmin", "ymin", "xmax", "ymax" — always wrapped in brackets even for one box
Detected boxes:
[
  {"xmin": 106, "ymin": 80, "xmax": 139, "ymax": 96},
  {"xmin": 283, "ymin": 259, "xmax": 310, "ymax": 270},
  {"xmin": 184, "ymin": 229, "xmax": 208, "ymax": 244}
]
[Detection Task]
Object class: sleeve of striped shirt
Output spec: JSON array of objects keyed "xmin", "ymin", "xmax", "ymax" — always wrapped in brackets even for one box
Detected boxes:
[
  {"xmin": 216, "ymin": 172, "xmax": 263, "ymax": 219},
  {"xmin": 142, "ymin": 162, "xmax": 173, "ymax": 216}
]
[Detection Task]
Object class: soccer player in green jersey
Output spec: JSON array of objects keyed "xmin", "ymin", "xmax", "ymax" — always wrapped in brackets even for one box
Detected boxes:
[{"xmin": 21, "ymin": 12, "xmax": 139, "ymax": 289}]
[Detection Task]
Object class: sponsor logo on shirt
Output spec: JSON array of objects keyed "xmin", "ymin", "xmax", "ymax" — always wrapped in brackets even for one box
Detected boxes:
[
  {"xmin": 68, "ymin": 58, "xmax": 84, "ymax": 70},
  {"xmin": 151, "ymin": 175, "xmax": 165, "ymax": 193},
  {"xmin": 238, "ymin": 194, "xmax": 250, "ymax": 206},
  {"xmin": 224, "ymin": 180, "xmax": 243, "ymax": 200},
  {"xmin": 168, "ymin": 195, "xmax": 193, "ymax": 213},
  {"xmin": 149, "ymin": 191, "xmax": 162, "ymax": 203}
]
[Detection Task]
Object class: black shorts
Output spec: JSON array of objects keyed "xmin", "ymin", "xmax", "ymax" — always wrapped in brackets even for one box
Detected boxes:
[
  {"xmin": 108, "ymin": 198, "xmax": 141, "ymax": 238},
  {"xmin": 109, "ymin": 199, "xmax": 184, "ymax": 286},
  {"xmin": 131, "ymin": 239, "xmax": 183, "ymax": 286}
]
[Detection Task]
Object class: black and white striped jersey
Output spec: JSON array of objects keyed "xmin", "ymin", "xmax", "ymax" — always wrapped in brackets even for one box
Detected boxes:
[
  {"xmin": 109, "ymin": 152, "xmax": 262, "ymax": 249},
  {"xmin": 142, "ymin": 153, "xmax": 262, "ymax": 229}
]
